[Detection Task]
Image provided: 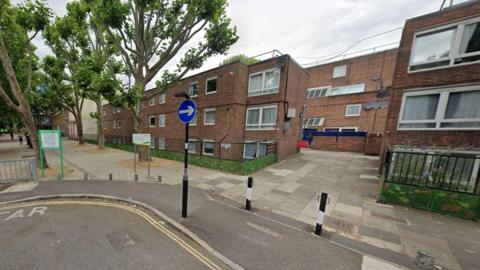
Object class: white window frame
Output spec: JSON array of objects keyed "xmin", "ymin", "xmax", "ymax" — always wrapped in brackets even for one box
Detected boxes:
[
  {"xmin": 149, "ymin": 115, "xmax": 156, "ymax": 127},
  {"xmin": 243, "ymin": 141, "xmax": 272, "ymax": 159},
  {"xmin": 245, "ymin": 105, "xmax": 277, "ymax": 130},
  {"xmin": 203, "ymin": 108, "xmax": 216, "ymax": 126},
  {"xmin": 205, "ymin": 76, "xmax": 217, "ymax": 95},
  {"xmin": 159, "ymin": 114, "xmax": 166, "ymax": 127},
  {"xmin": 248, "ymin": 68, "xmax": 280, "ymax": 97},
  {"xmin": 113, "ymin": 120, "xmax": 117, "ymax": 129},
  {"xmin": 158, "ymin": 137, "xmax": 166, "ymax": 150},
  {"xmin": 333, "ymin": 65, "xmax": 347, "ymax": 78},
  {"xmin": 188, "ymin": 139, "xmax": 197, "ymax": 154},
  {"xmin": 189, "ymin": 82, "xmax": 199, "ymax": 97},
  {"xmin": 323, "ymin": 127, "xmax": 358, "ymax": 132},
  {"xmin": 149, "ymin": 97, "xmax": 155, "ymax": 106},
  {"xmin": 345, "ymin": 104, "xmax": 361, "ymax": 117},
  {"xmin": 202, "ymin": 140, "xmax": 214, "ymax": 156},
  {"xmin": 159, "ymin": 93, "xmax": 166, "ymax": 104},
  {"xmin": 409, "ymin": 16, "xmax": 480, "ymax": 73},
  {"xmin": 397, "ymin": 85, "xmax": 480, "ymax": 130}
]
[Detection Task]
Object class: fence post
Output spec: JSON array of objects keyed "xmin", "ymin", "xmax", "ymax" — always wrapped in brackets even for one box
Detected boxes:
[
  {"xmin": 246, "ymin": 176, "xmax": 253, "ymax": 211},
  {"xmin": 109, "ymin": 173, "xmax": 113, "ymax": 181},
  {"xmin": 30, "ymin": 159, "xmax": 37, "ymax": 180},
  {"xmin": 315, "ymin": 192, "xmax": 328, "ymax": 236},
  {"xmin": 134, "ymin": 174, "xmax": 138, "ymax": 182}
]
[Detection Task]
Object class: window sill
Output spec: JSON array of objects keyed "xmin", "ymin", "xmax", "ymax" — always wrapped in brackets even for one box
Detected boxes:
[
  {"xmin": 205, "ymin": 91, "xmax": 217, "ymax": 95},
  {"xmin": 247, "ymin": 89, "xmax": 279, "ymax": 97},
  {"xmin": 202, "ymin": 153, "xmax": 214, "ymax": 156},
  {"xmin": 245, "ymin": 128, "xmax": 276, "ymax": 131},
  {"xmin": 397, "ymin": 127, "xmax": 480, "ymax": 131},
  {"xmin": 204, "ymin": 123, "xmax": 215, "ymax": 126},
  {"xmin": 345, "ymin": 115, "xmax": 360, "ymax": 117},
  {"xmin": 408, "ymin": 59, "xmax": 480, "ymax": 74}
]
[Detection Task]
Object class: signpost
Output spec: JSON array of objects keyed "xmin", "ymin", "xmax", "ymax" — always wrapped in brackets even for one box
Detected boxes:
[
  {"xmin": 132, "ymin": 133, "xmax": 151, "ymax": 177},
  {"xmin": 177, "ymin": 98, "xmax": 196, "ymax": 218},
  {"xmin": 38, "ymin": 130, "xmax": 63, "ymax": 178}
]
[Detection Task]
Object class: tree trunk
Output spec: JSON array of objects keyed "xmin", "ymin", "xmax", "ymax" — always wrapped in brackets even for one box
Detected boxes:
[
  {"xmin": 133, "ymin": 81, "xmax": 149, "ymax": 162},
  {"xmin": 23, "ymin": 113, "xmax": 48, "ymax": 169},
  {"xmin": 77, "ymin": 113, "xmax": 84, "ymax": 145},
  {"xmin": 96, "ymin": 98, "xmax": 105, "ymax": 149}
]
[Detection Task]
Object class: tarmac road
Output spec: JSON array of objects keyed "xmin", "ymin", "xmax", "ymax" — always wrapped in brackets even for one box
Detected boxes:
[{"xmin": 0, "ymin": 200, "xmax": 226, "ymax": 270}]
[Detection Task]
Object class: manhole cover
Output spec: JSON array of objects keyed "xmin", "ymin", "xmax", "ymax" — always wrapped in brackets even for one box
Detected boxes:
[{"xmin": 324, "ymin": 217, "xmax": 355, "ymax": 233}]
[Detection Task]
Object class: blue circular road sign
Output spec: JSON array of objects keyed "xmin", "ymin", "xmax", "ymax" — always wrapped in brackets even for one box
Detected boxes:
[{"xmin": 177, "ymin": 99, "xmax": 197, "ymax": 123}]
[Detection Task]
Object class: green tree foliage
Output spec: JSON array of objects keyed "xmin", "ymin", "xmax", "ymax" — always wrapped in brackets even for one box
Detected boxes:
[
  {"xmin": 0, "ymin": 0, "xmax": 52, "ymax": 166},
  {"xmin": 43, "ymin": 0, "xmax": 122, "ymax": 147},
  {"xmin": 92, "ymin": 0, "xmax": 239, "ymax": 131},
  {"xmin": 219, "ymin": 54, "xmax": 259, "ymax": 66}
]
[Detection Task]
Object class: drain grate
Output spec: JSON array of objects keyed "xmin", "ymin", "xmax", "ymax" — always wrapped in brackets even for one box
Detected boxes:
[{"xmin": 324, "ymin": 217, "xmax": 354, "ymax": 233}]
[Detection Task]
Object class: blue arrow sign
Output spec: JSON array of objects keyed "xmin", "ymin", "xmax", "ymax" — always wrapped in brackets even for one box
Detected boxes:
[{"xmin": 177, "ymin": 99, "xmax": 197, "ymax": 123}]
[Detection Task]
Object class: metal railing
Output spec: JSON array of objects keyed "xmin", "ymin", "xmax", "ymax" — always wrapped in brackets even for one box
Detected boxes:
[
  {"xmin": 0, "ymin": 159, "xmax": 36, "ymax": 183},
  {"xmin": 384, "ymin": 150, "xmax": 480, "ymax": 194}
]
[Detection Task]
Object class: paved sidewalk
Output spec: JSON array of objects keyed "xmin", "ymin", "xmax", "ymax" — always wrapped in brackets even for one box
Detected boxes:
[{"xmin": 2, "ymin": 138, "xmax": 479, "ymax": 270}]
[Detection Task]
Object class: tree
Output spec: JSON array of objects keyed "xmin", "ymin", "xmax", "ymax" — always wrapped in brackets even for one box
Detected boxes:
[
  {"xmin": 0, "ymin": 0, "xmax": 52, "ymax": 167},
  {"xmin": 44, "ymin": 0, "xmax": 122, "ymax": 149},
  {"xmin": 219, "ymin": 54, "xmax": 258, "ymax": 66},
  {"xmin": 93, "ymin": 0, "xmax": 238, "ymax": 159}
]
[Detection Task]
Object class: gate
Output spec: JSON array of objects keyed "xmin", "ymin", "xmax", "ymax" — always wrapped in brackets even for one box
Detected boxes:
[{"xmin": 0, "ymin": 159, "xmax": 37, "ymax": 183}]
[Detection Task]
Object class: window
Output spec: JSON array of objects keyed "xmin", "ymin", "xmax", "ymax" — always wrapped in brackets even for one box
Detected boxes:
[
  {"xmin": 244, "ymin": 142, "xmax": 269, "ymax": 159},
  {"xmin": 158, "ymin": 137, "xmax": 166, "ymax": 149},
  {"xmin": 410, "ymin": 17, "xmax": 480, "ymax": 71},
  {"xmin": 149, "ymin": 97, "xmax": 155, "ymax": 106},
  {"xmin": 150, "ymin": 137, "xmax": 155, "ymax": 149},
  {"xmin": 204, "ymin": 108, "xmax": 215, "ymax": 125},
  {"xmin": 188, "ymin": 82, "xmax": 199, "ymax": 97},
  {"xmin": 345, "ymin": 104, "xmax": 361, "ymax": 116},
  {"xmin": 306, "ymin": 84, "xmax": 364, "ymax": 99},
  {"xmin": 202, "ymin": 140, "xmax": 214, "ymax": 155},
  {"xmin": 103, "ymin": 121, "xmax": 107, "ymax": 130},
  {"xmin": 159, "ymin": 93, "xmax": 166, "ymax": 104},
  {"xmin": 113, "ymin": 120, "xmax": 117, "ymax": 129},
  {"xmin": 333, "ymin": 65, "xmax": 347, "ymax": 78},
  {"xmin": 117, "ymin": 120, "xmax": 122, "ymax": 128},
  {"xmin": 103, "ymin": 109, "xmax": 106, "ymax": 116},
  {"xmin": 303, "ymin": 117, "xmax": 325, "ymax": 128},
  {"xmin": 113, "ymin": 107, "xmax": 121, "ymax": 114},
  {"xmin": 324, "ymin": 127, "xmax": 358, "ymax": 132},
  {"xmin": 248, "ymin": 68, "xmax": 280, "ymax": 96},
  {"xmin": 246, "ymin": 105, "xmax": 277, "ymax": 130},
  {"xmin": 329, "ymin": 84, "xmax": 364, "ymax": 96},
  {"xmin": 206, "ymin": 77, "xmax": 217, "ymax": 94},
  {"xmin": 306, "ymin": 87, "xmax": 330, "ymax": 99},
  {"xmin": 398, "ymin": 86, "xmax": 480, "ymax": 130},
  {"xmin": 149, "ymin": 115, "xmax": 156, "ymax": 127},
  {"xmin": 188, "ymin": 140, "xmax": 197, "ymax": 154},
  {"xmin": 159, "ymin": 114, "xmax": 166, "ymax": 127}
]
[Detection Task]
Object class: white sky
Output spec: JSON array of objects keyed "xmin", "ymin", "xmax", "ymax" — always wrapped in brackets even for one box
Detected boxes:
[{"xmin": 15, "ymin": 0, "xmax": 471, "ymax": 87}]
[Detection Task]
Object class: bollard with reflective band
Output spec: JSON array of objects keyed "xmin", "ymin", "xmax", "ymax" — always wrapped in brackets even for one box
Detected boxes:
[
  {"xmin": 315, "ymin": 192, "xmax": 328, "ymax": 235},
  {"xmin": 246, "ymin": 176, "xmax": 253, "ymax": 211}
]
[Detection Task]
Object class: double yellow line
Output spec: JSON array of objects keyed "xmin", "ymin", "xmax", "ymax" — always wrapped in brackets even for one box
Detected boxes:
[{"xmin": 0, "ymin": 200, "xmax": 222, "ymax": 270}]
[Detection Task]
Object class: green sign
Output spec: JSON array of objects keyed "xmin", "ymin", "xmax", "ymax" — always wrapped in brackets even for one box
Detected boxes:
[{"xmin": 39, "ymin": 130, "xmax": 64, "ymax": 178}]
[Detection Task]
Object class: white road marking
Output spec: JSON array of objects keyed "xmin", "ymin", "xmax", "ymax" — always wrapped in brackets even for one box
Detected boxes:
[
  {"xmin": 361, "ymin": 255, "xmax": 407, "ymax": 270},
  {"xmin": 2, "ymin": 206, "xmax": 48, "ymax": 221}
]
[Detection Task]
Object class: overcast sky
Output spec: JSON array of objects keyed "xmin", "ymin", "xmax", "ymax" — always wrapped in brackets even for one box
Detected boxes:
[{"xmin": 15, "ymin": 0, "xmax": 470, "ymax": 85}]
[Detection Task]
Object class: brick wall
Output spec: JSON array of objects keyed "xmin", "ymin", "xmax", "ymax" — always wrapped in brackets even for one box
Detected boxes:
[
  {"xmin": 103, "ymin": 104, "xmax": 134, "ymax": 144},
  {"xmin": 311, "ymin": 136, "xmax": 366, "ymax": 152},
  {"xmin": 385, "ymin": 2, "xmax": 480, "ymax": 149}
]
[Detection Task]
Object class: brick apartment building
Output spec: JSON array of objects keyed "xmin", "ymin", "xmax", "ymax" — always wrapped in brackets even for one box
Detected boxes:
[
  {"xmin": 103, "ymin": 104, "xmax": 134, "ymax": 144},
  {"xmin": 384, "ymin": 1, "xmax": 480, "ymax": 152},
  {"xmin": 303, "ymin": 49, "xmax": 397, "ymax": 154},
  {"xmin": 135, "ymin": 54, "xmax": 308, "ymax": 161}
]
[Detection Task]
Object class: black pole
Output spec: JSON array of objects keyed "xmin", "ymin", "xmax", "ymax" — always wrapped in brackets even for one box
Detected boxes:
[
  {"xmin": 246, "ymin": 176, "xmax": 253, "ymax": 211},
  {"xmin": 315, "ymin": 192, "xmax": 328, "ymax": 235},
  {"xmin": 182, "ymin": 121, "xmax": 189, "ymax": 218}
]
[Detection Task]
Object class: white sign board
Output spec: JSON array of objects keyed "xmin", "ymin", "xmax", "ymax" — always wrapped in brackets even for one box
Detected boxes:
[
  {"xmin": 132, "ymin": 133, "xmax": 151, "ymax": 146},
  {"xmin": 40, "ymin": 132, "xmax": 60, "ymax": 149}
]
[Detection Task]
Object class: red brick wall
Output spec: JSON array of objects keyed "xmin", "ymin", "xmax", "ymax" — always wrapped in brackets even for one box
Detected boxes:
[
  {"xmin": 385, "ymin": 2, "xmax": 480, "ymax": 149},
  {"xmin": 364, "ymin": 134, "xmax": 383, "ymax": 155},
  {"xmin": 311, "ymin": 136, "xmax": 366, "ymax": 153},
  {"xmin": 103, "ymin": 104, "xmax": 134, "ymax": 144}
]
